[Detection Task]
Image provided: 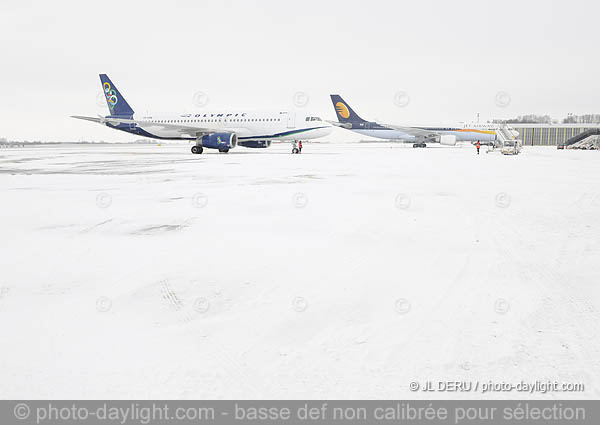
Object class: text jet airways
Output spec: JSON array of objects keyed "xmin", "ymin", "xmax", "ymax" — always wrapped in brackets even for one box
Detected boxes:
[{"xmin": 72, "ymin": 74, "xmax": 332, "ymax": 154}]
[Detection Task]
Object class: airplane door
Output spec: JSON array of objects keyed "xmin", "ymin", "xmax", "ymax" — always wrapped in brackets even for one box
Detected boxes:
[{"xmin": 287, "ymin": 112, "xmax": 295, "ymax": 128}]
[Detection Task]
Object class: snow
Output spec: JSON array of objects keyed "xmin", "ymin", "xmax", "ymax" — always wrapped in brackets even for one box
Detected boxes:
[{"xmin": 0, "ymin": 143, "xmax": 599, "ymax": 399}]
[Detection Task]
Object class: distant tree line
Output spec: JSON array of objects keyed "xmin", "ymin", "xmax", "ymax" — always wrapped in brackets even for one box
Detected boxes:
[
  {"xmin": 562, "ymin": 113, "xmax": 600, "ymax": 124},
  {"xmin": 0, "ymin": 137, "xmax": 43, "ymax": 145},
  {"xmin": 492, "ymin": 113, "xmax": 600, "ymax": 124},
  {"xmin": 0, "ymin": 137, "xmax": 158, "ymax": 145},
  {"xmin": 492, "ymin": 114, "xmax": 553, "ymax": 124}
]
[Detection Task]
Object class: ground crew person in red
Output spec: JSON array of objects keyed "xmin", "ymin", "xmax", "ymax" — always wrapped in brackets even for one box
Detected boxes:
[
  {"xmin": 476, "ymin": 141, "xmax": 481, "ymax": 155},
  {"xmin": 298, "ymin": 140, "xmax": 303, "ymax": 154}
]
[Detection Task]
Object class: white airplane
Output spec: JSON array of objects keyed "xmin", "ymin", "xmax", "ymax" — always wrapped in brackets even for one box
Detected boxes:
[
  {"xmin": 72, "ymin": 74, "xmax": 332, "ymax": 154},
  {"xmin": 330, "ymin": 94, "xmax": 510, "ymax": 148}
]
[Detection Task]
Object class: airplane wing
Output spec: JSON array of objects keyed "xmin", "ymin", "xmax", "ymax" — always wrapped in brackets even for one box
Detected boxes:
[
  {"xmin": 71, "ymin": 115, "xmax": 223, "ymax": 138},
  {"xmin": 380, "ymin": 123, "xmax": 440, "ymax": 140}
]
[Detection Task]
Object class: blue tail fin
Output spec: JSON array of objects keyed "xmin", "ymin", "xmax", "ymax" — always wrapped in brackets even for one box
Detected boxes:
[
  {"xmin": 330, "ymin": 94, "xmax": 366, "ymax": 124},
  {"xmin": 99, "ymin": 74, "xmax": 134, "ymax": 117}
]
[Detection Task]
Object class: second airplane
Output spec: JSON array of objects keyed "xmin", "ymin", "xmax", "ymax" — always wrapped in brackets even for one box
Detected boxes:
[{"xmin": 329, "ymin": 94, "xmax": 498, "ymax": 148}]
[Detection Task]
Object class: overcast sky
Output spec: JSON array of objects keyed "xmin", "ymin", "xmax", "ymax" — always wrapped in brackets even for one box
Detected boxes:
[{"xmin": 1, "ymin": 0, "xmax": 599, "ymax": 142}]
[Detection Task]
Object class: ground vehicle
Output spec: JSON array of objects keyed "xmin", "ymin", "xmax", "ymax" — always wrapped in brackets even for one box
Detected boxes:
[{"xmin": 501, "ymin": 140, "xmax": 522, "ymax": 155}]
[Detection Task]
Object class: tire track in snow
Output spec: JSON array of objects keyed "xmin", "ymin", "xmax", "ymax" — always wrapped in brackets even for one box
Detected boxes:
[{"xmin": 158, "ymin": 280, "xmax": 267, "ymax": 397}]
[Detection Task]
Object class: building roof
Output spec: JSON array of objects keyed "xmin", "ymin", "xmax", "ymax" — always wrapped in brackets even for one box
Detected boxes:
[{"xmin": 508, "ymin": 123, "xmax": 600, "ymax": 128}]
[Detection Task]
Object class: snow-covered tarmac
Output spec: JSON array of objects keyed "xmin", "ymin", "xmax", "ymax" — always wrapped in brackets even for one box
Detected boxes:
[{"xmin": 0, "ymin": 142, "xmax": 599, "ymax": 399}]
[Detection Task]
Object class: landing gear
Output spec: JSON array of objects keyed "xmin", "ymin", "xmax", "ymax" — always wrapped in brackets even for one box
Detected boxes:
[
  {"xmin": 218, "ymin": 148, "xmax": 229, "ymax": 153},
  {"xmin": 412, "ymin": 143, "xmax": 427, "ymax": 148},
  {"xmin": 292, "ymin": 139, "xmax": 301, "ymax": 154},
  {"xmin": 191, "ymin": 145, "xmax": 203, "ymax": 154}
]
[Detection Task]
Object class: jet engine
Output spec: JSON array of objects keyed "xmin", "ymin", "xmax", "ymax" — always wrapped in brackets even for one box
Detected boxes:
[
  {"xmin": 201, "ymin": 133, "xmax": 237, "ymax": 150},
  {"xmin": 440, "ymin": 135, "xmax": 457, "ymax": 146},
  {"xmin": 238, "ymin": 140, "xmax": 272, "ymax": 148}
]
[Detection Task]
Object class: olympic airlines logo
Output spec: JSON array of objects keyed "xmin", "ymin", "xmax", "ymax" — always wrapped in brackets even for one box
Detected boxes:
[
  {"xmin": 103, "ymin": 82, "xmax": 118, "ymax": 109},
  {"xmin": 335, "ymin": 102, "xmax": 350, "ymax": 119}
]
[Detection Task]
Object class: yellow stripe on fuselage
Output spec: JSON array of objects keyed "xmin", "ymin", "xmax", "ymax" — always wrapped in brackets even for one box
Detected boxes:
[{"xmin": 456, "ymin": 129, "xmax": 496, "ymax": 135}]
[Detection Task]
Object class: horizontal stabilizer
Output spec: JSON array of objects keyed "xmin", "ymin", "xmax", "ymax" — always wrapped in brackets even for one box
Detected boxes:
[
  {"xmin": 71, "ymin": 115, "xmax": 103, "ymax": 124},
  {"xmin": 326, "ymin": 120, "xmax": 352, "ymax": 129},
  {"xmin": 71, "ymin": 115, "xmax": 230, "ymax": 139}
]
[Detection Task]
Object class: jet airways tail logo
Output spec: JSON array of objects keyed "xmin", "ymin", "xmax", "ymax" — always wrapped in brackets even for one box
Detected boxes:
[
  {"xmin": 335, "ymin": 102, "xmax": 350, "ymax": 119},
  {"xmin": 103, "ymin": 82, "xmax": 118, "ymax": 109}
]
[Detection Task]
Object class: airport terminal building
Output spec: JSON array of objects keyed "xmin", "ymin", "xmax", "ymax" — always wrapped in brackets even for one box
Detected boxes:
[{"xmin": 510, "ymin": 123, "xmax": 600, "ymax": 146}]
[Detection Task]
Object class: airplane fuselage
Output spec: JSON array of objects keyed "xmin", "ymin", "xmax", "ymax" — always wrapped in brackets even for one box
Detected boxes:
[
  {"xmin": 346, "ymin": 122, "xmax": 497, "ymax": 142},
  {"xmin": 106, "ymin": 110, "xmax": 332, "ymax": 142}
]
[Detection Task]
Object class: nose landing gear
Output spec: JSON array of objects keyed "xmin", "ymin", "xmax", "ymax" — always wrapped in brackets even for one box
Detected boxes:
[{"xmin": 192, "ymin": 136, "xmax": 204, "ymax": 154}]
